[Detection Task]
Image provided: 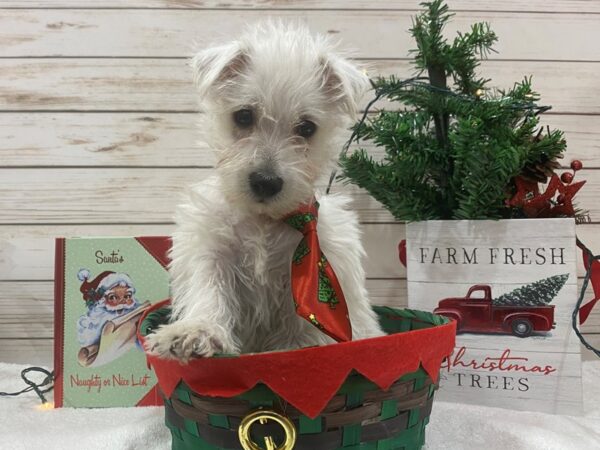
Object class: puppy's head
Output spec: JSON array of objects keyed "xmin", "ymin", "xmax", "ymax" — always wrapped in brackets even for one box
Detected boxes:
[{"xmin": 191, "ymin": 21, "xmax": 369, "ymax": 218}]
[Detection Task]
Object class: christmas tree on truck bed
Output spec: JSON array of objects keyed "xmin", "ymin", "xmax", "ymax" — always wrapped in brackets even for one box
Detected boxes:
[
  {"xmin": 340, "ymin": 0, "xmax": 584, "ymax": 221},
  {"xmin": 493, "ymin": 274, "xmax": 570, "ymax": 307}
]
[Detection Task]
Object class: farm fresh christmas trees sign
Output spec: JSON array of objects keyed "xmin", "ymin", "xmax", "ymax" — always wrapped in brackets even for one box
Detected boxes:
[{"xmin": 406, "ymin": 219, "xmax": 582, "ymax": 415}]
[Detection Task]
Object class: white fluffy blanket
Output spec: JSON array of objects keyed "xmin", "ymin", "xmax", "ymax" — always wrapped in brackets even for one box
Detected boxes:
[{"xmin": 1, "ymin": 362, "xmax": 598, "ymax": 450}]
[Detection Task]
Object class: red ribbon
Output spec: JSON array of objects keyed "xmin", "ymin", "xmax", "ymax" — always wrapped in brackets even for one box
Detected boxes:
[{"xmin": 286, "ymin": 202, "xmax": 352, "ymax": 342}]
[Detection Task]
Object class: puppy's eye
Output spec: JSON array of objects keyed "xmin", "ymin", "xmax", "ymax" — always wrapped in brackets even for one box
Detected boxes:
[
  {"xmin": 233, "ymin": 109, "xmax": 254, "ymax": 128},
  {"xmin": 295, "ymin": 120, "xmax": 317, "ymax": 138}
]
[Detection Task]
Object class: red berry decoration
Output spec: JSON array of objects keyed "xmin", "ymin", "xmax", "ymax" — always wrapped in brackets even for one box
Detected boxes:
[
  {"xmin": 571, "ymin": 160, "xmax": 583, "ymax": 171},
  {"xmin": 557, "ymin": 194, "xmax": 566, "ymax": 204},
  {"xmin": 561, "ymin": 172, "xmax": 574, "ymax": 184}
]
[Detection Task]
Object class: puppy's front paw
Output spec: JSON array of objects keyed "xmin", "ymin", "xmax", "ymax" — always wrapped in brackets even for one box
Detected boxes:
[{"xmin": 144, "ymin": 322, "xmax": 227, "ymax": 362}]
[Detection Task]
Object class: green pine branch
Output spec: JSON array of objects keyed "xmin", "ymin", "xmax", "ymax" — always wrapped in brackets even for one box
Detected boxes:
[
  {"xmin": 448, "ymin": 22, "xmax": 497, "ymax": 94},
  {"xmin": 340, "ymin": 0, "xmax": 568, "ymax": 221}
]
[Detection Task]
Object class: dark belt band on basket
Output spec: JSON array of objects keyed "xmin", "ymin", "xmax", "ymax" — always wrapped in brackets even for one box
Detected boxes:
[
  {"xmin": 163, "ymin": 377, "xmax": 434, "ymax": 450},
  {"xmin": 165, "ymin": 382, "xmax": 433, "ymax": 450}
]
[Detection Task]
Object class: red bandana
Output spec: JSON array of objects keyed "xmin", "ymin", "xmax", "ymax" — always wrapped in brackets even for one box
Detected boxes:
[{"xmin": 284, "ymin": 201, "xmax": 352, "ymax": 342}]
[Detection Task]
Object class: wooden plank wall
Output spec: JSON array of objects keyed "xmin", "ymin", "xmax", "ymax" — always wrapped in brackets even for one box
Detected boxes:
[{"xmin": 1, "ymin": 0, "xmax": 599, "ymax": 366}]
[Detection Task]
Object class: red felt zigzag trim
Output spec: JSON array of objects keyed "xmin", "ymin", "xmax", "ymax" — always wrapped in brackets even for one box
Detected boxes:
[{"xmin": 138, "ymin": 300, "xmax": 456, "ymax": 418}]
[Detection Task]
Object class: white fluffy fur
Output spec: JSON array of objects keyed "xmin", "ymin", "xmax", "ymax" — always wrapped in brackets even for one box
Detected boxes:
[{"xmin": 145, "ymin": 21, "xmax": 384, "ymax": 361}]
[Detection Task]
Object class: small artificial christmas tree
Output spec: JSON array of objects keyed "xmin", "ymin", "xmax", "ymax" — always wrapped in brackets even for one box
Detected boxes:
[
  {"xmin": 340, "ymin": 0, "xmax": 572, "ymax": 221},
  {"xmin": 493, "ymin": 274, "xmax": 570, "ymax": 307}
]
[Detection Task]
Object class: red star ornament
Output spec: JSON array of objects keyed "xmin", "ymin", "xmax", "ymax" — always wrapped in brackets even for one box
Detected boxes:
[
  {"xmin": 520, "ymin": 174, "xmax": 560, "ymax": 217},
  {"xmin": 515, "ymin": 174, "xmax": 585, "ymax": 218},
  {"xmin": 552, "ymin": 177, "xmax": 586, "ymax": 217},
  {"xmin": 507, "ymin": 176, "xmax": 541, "ymax": 208}
]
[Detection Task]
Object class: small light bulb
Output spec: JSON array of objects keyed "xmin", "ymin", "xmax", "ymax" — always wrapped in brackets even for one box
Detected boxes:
[
  {"xmin": 475, "ymin": 89, "xmax": 484, "ymax": 98},
  {"xmin": 37, "ymin": 401, "xmax": 54, "ymax": 411}
]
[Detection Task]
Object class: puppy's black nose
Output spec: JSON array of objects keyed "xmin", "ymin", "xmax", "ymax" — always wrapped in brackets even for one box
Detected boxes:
[{"xmin": 249, "ymin": 171, "xmax": 284, "ymax": 199}]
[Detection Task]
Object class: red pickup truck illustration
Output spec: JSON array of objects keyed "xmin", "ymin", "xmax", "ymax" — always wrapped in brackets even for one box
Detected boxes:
[{"xmin": 433, "ymin": 285, "xmax": 556, "ymax": 338}]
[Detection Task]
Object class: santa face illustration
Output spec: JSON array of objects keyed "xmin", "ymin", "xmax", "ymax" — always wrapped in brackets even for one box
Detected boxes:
[
  {"xmin": 76, "ymin": 269, "xmax": 140, "ymax": 348},
  {"xmin": 103, "ymin": 284, "xmax": 136, "ymax": 311}
]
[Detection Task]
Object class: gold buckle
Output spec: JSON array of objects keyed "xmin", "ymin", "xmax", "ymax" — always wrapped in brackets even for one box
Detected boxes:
[{"xmin": 238, "ymin": 409, "xmax": 297, "ymax": 450}]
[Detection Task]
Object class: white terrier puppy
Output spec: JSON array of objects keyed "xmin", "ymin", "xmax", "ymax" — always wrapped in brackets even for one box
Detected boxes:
[{"xmin": 146, "ymin": 22, "xmax": 384, "ymax": 361}]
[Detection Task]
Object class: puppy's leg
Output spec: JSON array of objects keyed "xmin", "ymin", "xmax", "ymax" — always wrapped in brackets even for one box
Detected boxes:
[
  {"xmin": 144, "ymin": 316, "xmax": 235, "ymax": 362},
  {"xmin": 145, "ymin": 242, "xmax": 241, "ymax": 362}
]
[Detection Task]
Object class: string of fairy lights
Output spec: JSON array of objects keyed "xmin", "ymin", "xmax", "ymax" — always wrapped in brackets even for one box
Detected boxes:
[
  {"xmin": 574, "ymin": 240, "xmax": 600, "ymax": 358},
  {"xmin": 0, "ymin": 367, "xmax": 54, "ymax": 407}
]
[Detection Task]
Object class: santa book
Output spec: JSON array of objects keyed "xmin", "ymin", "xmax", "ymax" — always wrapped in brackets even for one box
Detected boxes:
[
  {"xmin": 405, "ymin": 218, "xmax": 583, "ymax": 415},
  {"xmin": 54, "ymin": 236, "xmax": 171, "ymax": 407}
]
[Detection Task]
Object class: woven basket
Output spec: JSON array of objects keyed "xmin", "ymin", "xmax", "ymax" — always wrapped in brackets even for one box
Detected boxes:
[{"xmin": 139, "ymin": 305, "xmax": 455, "ymax": 450}]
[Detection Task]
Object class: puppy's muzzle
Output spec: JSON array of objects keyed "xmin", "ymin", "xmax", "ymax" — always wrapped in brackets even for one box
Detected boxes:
[{"xmin": 249, "ymin": 171, "xmax": 284, "ymax": 200}]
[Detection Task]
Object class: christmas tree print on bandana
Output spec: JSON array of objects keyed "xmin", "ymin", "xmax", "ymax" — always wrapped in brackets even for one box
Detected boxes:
[
  {"xmin": 317, "ymin": 256, "xmax": 340, "ymax": 309},
  {"xmin": 286, "ymin": 210, "xmax": 317, "ymax": 231},
  {"xmin": 292, "ymin": 239, "xmax": 311, "ymax": 265}
]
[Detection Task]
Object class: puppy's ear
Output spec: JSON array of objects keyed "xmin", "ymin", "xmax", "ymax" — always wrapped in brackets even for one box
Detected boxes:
[
  {"xmin": 322, "ymin": 55, "xmax": 370, "ymax": 117},
  {"xmin": 190, "ymin": 42, "xmax": 248, "ymax": 99}
]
